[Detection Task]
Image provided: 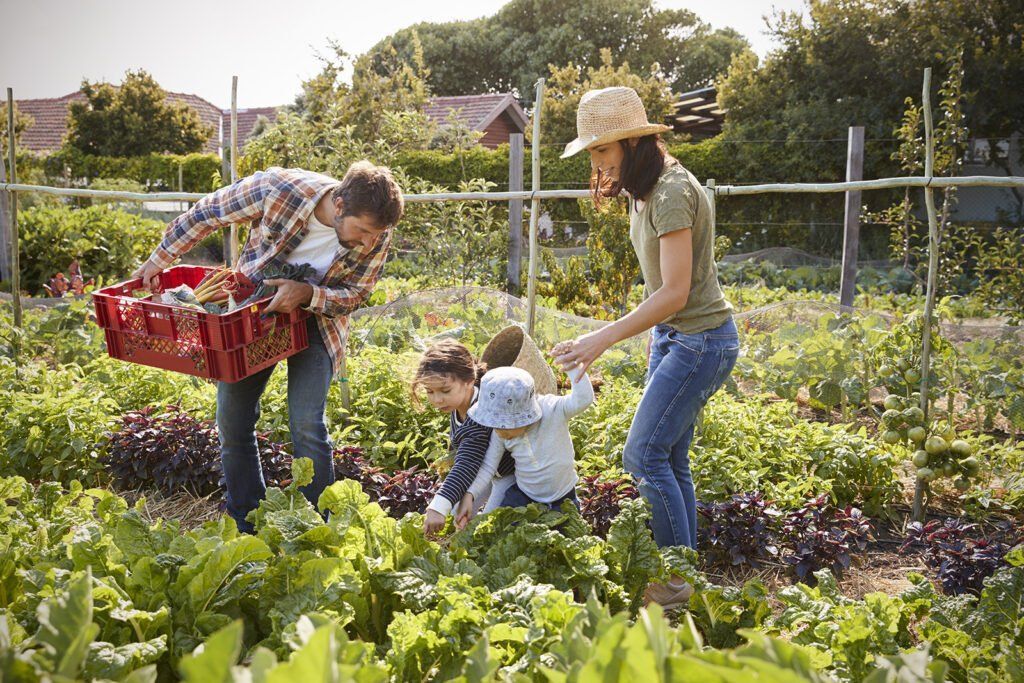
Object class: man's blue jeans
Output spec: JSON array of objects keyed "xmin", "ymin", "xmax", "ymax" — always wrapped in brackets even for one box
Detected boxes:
[
  {"xmin": 217, "ymin": 316, "xmax": 334, "ymax": 533},
  {"xmin": 623, "ymin": 318, "xmax": 739, "ymax": 549}
]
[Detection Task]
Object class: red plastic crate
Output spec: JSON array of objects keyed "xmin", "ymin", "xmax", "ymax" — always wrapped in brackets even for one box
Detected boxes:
[{"xmin": 93, "ymin": 265, "xmax": 310, "ymax": 383}]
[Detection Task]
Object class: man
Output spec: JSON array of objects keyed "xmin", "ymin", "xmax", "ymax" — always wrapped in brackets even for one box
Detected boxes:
[{"xmin": 133, "ymin": 162, "xmax": 404, "ymax": 532}]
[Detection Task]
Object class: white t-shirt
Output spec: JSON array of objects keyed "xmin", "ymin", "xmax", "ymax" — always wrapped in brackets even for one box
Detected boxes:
[{"xmin": 285, "ymin": 211, "xmax": 346, "ymax": 282}]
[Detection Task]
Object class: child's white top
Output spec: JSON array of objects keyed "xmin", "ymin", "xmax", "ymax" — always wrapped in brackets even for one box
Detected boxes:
[{"xmin": 467, "ymin": 369, "xmax": 594, "ymax": 504}]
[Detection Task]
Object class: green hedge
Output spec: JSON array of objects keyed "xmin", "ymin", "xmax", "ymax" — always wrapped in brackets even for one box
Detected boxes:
[
  {"xmin": 394, "ymin": 139, "xmax": 860, "ymax": 256},
  {"xmin": 41, "ymin": 148, "xmax": 221, "ymax": 193},
  {"xmin": 17, "ymin": 204, "xmax": 165, "ymax": 293},
  {"xmin": 15, "ymin": 137, "xmax": 882, "ymax": 260}
]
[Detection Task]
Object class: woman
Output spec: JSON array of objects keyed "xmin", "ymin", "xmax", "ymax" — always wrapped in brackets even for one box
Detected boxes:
[{"xmin": 551, "ymin": 86, "xmax": 739, "ymax": 607}]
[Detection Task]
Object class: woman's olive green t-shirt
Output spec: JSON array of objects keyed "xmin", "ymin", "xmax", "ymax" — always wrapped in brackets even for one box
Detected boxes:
[{"xmin": 629, "ymin": 163, "xmax": 733, "ymax": 333}]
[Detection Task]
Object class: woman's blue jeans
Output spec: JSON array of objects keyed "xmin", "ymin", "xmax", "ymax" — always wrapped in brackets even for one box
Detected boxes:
[
  {"xmin": 623, "ymin": 317, "xmax": 739, "ymax": 549},
  {"xmin": 217, "ymin": 317, "xmax": 334, "ymax": 533}
]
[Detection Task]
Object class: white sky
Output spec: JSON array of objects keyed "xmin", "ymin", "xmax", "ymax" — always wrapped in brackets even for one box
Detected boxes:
[{"xmin": 0, "ymin": 0, "xmax": 806, "ymax": 108}]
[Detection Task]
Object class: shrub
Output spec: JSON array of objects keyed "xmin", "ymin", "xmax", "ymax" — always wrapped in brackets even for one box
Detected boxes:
[
  {"xmin": 902, "ymin": 518, "xmax": 1022, "ymax": 595},
  {"xmin": 18, "ymin": 204, "xmax": 164, "ymax": 292}
]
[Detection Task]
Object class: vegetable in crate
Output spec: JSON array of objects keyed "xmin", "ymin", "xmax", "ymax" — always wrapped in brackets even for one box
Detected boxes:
[
  {"xmin": 159, "ymin": 285, "xmax": 205, "ymax": 311},
  {"xmin": 238, "ymin": 262, "xmax": 318, "ymax": 308}
]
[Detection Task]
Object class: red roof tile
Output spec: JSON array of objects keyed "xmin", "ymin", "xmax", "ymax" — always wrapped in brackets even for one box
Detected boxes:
[
  {"xmin": 424, "ymin": 93, "xmax": 527, "ymax": 134},
  {"xmin": 13, "ymin": 91, "xmax": 278, "ymax": 156},
  {"xmin": 223, "ymin": 107, "xmax": 280, "ymax": 149}
]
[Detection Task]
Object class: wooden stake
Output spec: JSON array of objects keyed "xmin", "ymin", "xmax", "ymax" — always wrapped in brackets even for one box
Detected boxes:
[
  {"xmin": 229, "ymin": 76, "xmax": 239, "ymax": 266},
  {"xmin": 913, "ymin": 67, "xmax": 940, "ymax": 522},
  {"xmin": 6, "ymin": 88, "xmax": 21, "ymax": 365},
  {"xmin": 526, "ymin": 79, "xmax": 545, "ymax": 337}
]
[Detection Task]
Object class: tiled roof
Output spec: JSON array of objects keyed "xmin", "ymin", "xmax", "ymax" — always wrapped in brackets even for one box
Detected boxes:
[
  {"xmin": 424, "ymin": 93, "xmax": 528, "ymax": 133},
  {"xmin": 13, "ymin": 91, "xmax": 279, "ymax": 155},
  {"xmin": 15, "ymin": 94, "xmax": 79, "ymax": 153},
  {"xmin": 223, "ymin": 107, "xmax": 280, "ymax": 149}
]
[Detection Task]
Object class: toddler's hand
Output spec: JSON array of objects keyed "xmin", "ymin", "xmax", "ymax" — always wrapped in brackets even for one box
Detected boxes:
[
  {"xmin": 455, "ymin": 493, "xmax": 477, "ymax": 530},
  {"xmin": 423, "ymin": 509, "xmax": 446, "ymax": 536}
]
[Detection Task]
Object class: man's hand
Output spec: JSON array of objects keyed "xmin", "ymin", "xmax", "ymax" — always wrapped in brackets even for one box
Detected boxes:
[
  {"xmin": 263, "ymin": 279, "xmax": 313, "ymax": 314},
  {"xmin": 131, "ymin": 260, "xmax": 163, "ymax": 291},
  {"xmin": 455, "ymin": 493, "xmax": 477, "ymax": 530},
  {"xmin": 423, "ymin": 509, "xmax": 446, "ymax": 536}
]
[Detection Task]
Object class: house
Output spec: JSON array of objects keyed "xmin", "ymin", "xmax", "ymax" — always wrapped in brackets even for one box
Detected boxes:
[
  {"xmin": 424, "ymin": 93, "xmax": 528, "ymax": 148},
  {"xmin": 13, "ymin": 91, "xmax": 280, "ymax": 156},
  {"xmin": 669, "ymin": 86, "xmax": 725, "ymax": 140}
]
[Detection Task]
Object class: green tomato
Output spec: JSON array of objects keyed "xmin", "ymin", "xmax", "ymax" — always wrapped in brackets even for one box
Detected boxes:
[
  {"xmin": 925, "ymin": 436, "xmax": 949, "ymax": 455},
  {"xmin": 908, "ymin": 426, "xmax": 927, "ymax": 443},
  {"xmin": 879, "ymin": 364, "xmax": 894, "ymax": 377},
  {"xmin": 897, "ymin": 358, "xmax": 910, "ymax": 372},
  {"xmin": 917, "ymin": 467, "xmax": 934, "ymax": 481},
  {"xmin": 904, "ymin": 368, "xmax": 921, "ymax": 384},
  {"xmin": 905, "ymin": 407, "xmax": 925, "ymax": 425},
  {"xmin": 962, "ymin": 456, "xmax": 980, "ymax": 476},
  {"xmin": 941, "ymin": 427, "xmax": 958, "ymax": 443},
  {"xmin": 954, "ymin": 478, "xmax": 970, "ymax": 492},
  {"xmin": 951, "ymin": 439, "xmax": 973, "ymax": 457},
  {"xmin": 882, "ymin": 409, "xmax": 903, "ymax": 425},
  {"xmin": 912, "ymin": 450, "xmax": 929, "ymax": 468},
  {"xmin": 884, "ymin": 395, "xmax": 903, "ymax": 411},
  {"xmin": 942, "ymin": 462, "xmax": 957, "ymax": 477},
  {"xmin": 882, "ymin": 430, "xmax": 903, "ymax": 445}
]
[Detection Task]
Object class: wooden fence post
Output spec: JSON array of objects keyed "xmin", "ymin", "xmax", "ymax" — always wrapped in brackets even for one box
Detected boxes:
[
  {"xmin": 525, "ymin": 79, "xmax": 545, "ymax": 337},
  {"xmin": 6, "ymin": 88, "xmax": 22, "ymax": 365},
  {"xmin": 0, "ymin": 133, "xmax": 10, "ymax": 282},
  {"xmin": 839, "ymin": 126, "xmax": 865, "ymax": 307},
  {"xmin": 508, "ymin": 133, "xmax": 524, "ymax": 295}
]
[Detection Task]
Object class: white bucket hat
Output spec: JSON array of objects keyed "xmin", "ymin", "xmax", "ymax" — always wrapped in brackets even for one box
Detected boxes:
[
  {"xmin": 468, "ymin": 367, "xmax": 542, "ymax": 430},
  {"xmin": 560, "ymin": 86, "xmax": 672, "ymax": 159}
]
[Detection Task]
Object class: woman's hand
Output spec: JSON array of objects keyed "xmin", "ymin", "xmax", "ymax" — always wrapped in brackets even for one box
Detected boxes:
[
  {"xmin": 550, "ymin": 328, "xmax": 614, "ymax": 376},
  {"xmin": 455, "ymin": 493, "xmax": 476, "ymax": 530},
  {"xmin": 423, "ymin": 509, "xmax": 446, "ymax": 536}
]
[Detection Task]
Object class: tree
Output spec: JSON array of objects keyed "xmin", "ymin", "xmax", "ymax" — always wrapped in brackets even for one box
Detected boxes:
[
  {"xmin": 289, "ymin": 34, "xmax": 433, "ymax": 145},
  {"xmin": 716, "ymin": 0, "xmax": 1024, "ymax": 184},
  {"xmin": 66, "ymin": 70, "xmax": 212, "ymax": 157},
  {"xmin": 365, "ymin": 0, "xmax": 748, "ymax": 100},
  {"xmin": 0, "ymin": 103, "xmax": 34, "ymax": 159},
  {"xmin": 541, "ymin": 48, "xmax": 676, "ymax": 147}
]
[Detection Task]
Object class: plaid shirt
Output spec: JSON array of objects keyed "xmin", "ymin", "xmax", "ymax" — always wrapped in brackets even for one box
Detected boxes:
[{"xmin": 147, "ymin": 166, "xmax": 392, "ymax": 376}]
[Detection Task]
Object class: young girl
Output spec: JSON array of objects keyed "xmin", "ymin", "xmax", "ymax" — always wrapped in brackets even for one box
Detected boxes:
[
  {"xmin": 455, "ymin": 365, "xmax": 594, "ymax": 525},
  {"xmin": 413, "ymin": 339, "xmax": 515, "ymax": 534}
]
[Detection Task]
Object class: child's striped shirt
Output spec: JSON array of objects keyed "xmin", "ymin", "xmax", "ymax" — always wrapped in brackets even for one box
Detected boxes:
[{"xmin": 427, "ymin": 390, "xmax": 514, "ymax": 516}]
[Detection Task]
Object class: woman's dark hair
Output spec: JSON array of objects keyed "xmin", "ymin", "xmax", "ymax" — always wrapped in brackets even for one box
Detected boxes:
[
  {"xmin": 411, "ymin": 339, "xmax": 487, "ymax": 408},
  {"xmin": 590, "ymin": 135, "xmax": 677, "ymax": 207}
]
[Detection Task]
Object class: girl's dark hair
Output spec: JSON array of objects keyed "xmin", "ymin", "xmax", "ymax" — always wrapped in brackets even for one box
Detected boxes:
[
  {"xmin": 590, "ymin": 135, "xmax": 677, "ymax": 207},
  {"xmin": 411, "ymin": 339, "xmax": 487, "ymax": 408}
]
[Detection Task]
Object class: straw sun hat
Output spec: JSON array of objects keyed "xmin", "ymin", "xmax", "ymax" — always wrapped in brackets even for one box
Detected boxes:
[
  {"xmin": 560, "ymin": 86, "xmax": 672, "ymax": 159},
  {"xmin": 480, "ymin": 325, "xmax": 557, "ymax": 396}
]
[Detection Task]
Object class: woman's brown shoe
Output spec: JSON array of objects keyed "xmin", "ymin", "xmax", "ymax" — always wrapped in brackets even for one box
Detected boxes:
[{"xmin": 642, "ymin": 580, "xmax": 694, "ymax": 609}]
